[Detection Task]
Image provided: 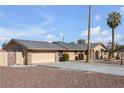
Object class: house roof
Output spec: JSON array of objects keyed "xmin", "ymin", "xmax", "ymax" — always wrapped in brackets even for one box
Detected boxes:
[
  {"xmin": 53, "ymin": 42, "xmax": 107, "ymax": 51},
  {"xmin": 4, "ymin": 39, "xmax": 107, "ymax": 51},
  {"xmin": 88, "ymin": 43, "xmax": 107, "ymax": 49},
  {"xmin": 5, "ymin": 39, "xmax": 66, "ymax": 51},
  {"xmin": 53, "ymin": 41, "xmax": 86, "ymax": 51}
]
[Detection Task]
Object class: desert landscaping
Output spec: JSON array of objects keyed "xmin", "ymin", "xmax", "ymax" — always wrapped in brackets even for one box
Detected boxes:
[{"xmin": 0, "ymin": 63, "xmax": 124, "ymax": 88}]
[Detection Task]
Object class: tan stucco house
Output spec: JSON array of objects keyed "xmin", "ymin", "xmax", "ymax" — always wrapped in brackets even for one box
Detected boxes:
[{"xmin": 2, "ymin": 39, "xmax": 107, "ymax": 65}]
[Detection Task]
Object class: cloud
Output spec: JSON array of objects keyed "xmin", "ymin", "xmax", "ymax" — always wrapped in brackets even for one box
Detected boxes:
[
  {"xmin": 0, "ymin": 25, "xmax": 49, "ymax": 44},
  {"xmin": 46, "ymin": 34, "xmax": 56, "ymax": 42},
  {"xmin": 59, "ymin": 32, "xmax": 64, "ymax": 37},
  {"xmin": 82, "ymin": 26, "xmax": 101, "ymax": 37},
  {"xmin": 38, "ymin": 11, "xmax": 55, "ymax": 26},
  {"xmin": 82, "ymin": 25, "xmax": 124, "ymax": 44},
  {"xmin": 115, "ymin": 34, "xmax": 124, "ymax": 44},
  {"xmin": 0, "ymin": 9, "xmax": 58, "ymax": 46},
  {"xmin": 95, "ymin": 14, "xmax": 100, "ymax": 21},
  {"xmin": 82, "ymin": 26, "xmax": 111, "ymax": 44}
]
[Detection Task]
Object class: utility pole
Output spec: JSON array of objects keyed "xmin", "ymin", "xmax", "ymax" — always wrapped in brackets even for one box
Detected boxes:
[{"xmin": 86, "ymin": 5, "xmax": 91, "ymax": 63}]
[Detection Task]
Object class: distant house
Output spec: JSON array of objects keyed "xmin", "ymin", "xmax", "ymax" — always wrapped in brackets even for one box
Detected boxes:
[{"xmin": 3, "ymin": 39, "xmax": 107, "ymax": 65}]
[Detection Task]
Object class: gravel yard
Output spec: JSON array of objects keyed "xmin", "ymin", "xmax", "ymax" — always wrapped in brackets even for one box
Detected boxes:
[{"xmin": 0, "ymin": 66, "xmax": 124, "ymax": 88}]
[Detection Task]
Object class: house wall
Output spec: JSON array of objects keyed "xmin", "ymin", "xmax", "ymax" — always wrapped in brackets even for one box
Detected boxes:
[
  {"xmin": 67, "ymin": 52, "xmax": 76, "ymax": 60},
  {"xmin": 64, "ymin": 51, "xmax": 85, "ymax": 60}
]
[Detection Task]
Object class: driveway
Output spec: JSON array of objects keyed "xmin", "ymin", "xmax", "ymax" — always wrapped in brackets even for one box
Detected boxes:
[{"xmin": 40, "ymin": 61, "xmax": 124, "ymax": 76}]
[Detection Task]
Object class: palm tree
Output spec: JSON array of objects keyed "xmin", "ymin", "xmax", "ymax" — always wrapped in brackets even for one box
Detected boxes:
[
  {"xmin": 107, "ymin": 12, "xmax": 121, "ymax": 57},
  {"xmin": 86, "ymin": 5, "xmax": 91, "ymax": 62}
]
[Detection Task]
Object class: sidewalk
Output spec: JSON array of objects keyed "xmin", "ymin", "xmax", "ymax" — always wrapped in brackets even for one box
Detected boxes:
[{"xmin": 40, "ymin": 61, "xmax": 124, "ymax": 76}]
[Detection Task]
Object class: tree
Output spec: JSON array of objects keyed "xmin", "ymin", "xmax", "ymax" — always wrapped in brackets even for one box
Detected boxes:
[
  {"xmin": 86, "ymin": 5, "xmax": 91, "ymax": 62},
  {"xmin": 106, "ymin": 44, "xmax": 122, "ymax": 59},
  {"xmin": 1, "ymin": 43, "xmax": 6, "ymax": 48},
  {"xmin": 107, "ymin": 12, "xmax": 121, "ymax": 57}
]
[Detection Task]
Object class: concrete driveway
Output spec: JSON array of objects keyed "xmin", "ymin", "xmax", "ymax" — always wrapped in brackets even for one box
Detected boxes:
[{"xmin": 40, "ymin": 61, "xmax": 124, "ymax": 76}]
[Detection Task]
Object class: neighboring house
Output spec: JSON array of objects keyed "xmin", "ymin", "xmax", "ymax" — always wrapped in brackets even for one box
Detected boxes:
[
  {"xmin": 89, "ymin": 43, "xmax": 108, "ymax": 59},
  {"xmin": 3, "ymin": 39, "xmax": 107, "ymax": 65}
]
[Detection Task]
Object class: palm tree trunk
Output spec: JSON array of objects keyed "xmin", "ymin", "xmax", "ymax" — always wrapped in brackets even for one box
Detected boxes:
[
  {"xmin": 112, "ymin": 28, "xmax": 115, "ymax": 49},
  {"xmin": 86, "ymin": 5, "xmax": 91, "ymax": 62},
  {"xmin": 112, "ymin": 28, "xmax": 115, "ymax": 58}
]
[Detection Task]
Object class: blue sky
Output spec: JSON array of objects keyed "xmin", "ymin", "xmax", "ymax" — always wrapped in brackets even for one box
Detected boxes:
[{"xmin": 0, "ymin": 5, "xmax": 124, "ymax": 46}]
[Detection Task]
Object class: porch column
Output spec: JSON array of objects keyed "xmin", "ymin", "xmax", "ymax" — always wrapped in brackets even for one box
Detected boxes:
[
  {"xmin": 27, "ymin": 52, "xmax": 32, "ymax": 64},
  {"xmin": 55, "ymin": 52, "xmax": 59, "ymax": 62}
]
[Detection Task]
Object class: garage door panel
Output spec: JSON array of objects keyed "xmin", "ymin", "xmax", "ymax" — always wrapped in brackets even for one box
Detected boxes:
[{"xmin": 32, "ymin": 53, "xmax": 55, "ymax": 63}]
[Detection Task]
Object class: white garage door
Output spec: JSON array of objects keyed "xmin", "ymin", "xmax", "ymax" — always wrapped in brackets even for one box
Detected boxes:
[{"xmin": 31, "ymin": 52, "xmax": 55, "ymax": 64}]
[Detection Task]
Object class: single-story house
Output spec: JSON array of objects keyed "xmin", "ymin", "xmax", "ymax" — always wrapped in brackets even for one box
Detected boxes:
[
  {"xmin": 3, "ymin": 39, "xmax": 66, "ymax": 65},
  {"xmin": 3, "ymin": 39, "xmax": 108, "ymax": 65}
]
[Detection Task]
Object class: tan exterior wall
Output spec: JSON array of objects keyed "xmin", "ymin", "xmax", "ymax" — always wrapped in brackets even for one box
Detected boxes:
[
  {"xmin": 64, "ymin": 52, "xmax": 86, "ymax": 61},
  {"xmin": 0, "ymin": 52, "xmax": 8, "ymax": 66},
  {"xmin": 92, "ymin": 44, "xmax": 107, "ymax": 59},
  {"xmin": 31, "ymin": 52, "xmax": 55, "ymax": 64},
  {"xmin": 67, "ymin": 52, "xmax": 75, "ymax": 60},
  {"xmin": 16, "ymin": 52, "xmax": 23, "ymax": 65},
  {"xmin": 64, "ymin": 52, "xmax": 85, "ymax": 60},
  {"xmin": 83, "ymin": 54, "xmax": 87, "ymax": 60}
]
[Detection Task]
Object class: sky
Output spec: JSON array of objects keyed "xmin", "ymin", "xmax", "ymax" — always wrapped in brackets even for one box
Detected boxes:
[{"xmin": 0, "ymin": 5, "xmax": 124, "ymax": 46}]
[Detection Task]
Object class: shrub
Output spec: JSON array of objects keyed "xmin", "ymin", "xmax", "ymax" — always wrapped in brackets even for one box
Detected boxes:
[
  {"xmin": 75, "ymin": 56, "xmax": 79, "ymax": 60},
  {"xmin": 63, "ymin": 53, "xmax": 69, "ymax": 61},
  {"xmin": 79, "ymin": 53, "xmax": 84, "ymax": 60}
]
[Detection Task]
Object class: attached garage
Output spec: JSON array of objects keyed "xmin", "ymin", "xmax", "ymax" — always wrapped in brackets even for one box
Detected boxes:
[{"xmin": 31, "ymin": 52, "xmax": 56, "ymax": 64}]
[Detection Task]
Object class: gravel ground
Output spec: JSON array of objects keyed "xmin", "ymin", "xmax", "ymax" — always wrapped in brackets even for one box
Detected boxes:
[{"xmin": 0, "ymin": 66, "xmax": 124, "ymax": 88}]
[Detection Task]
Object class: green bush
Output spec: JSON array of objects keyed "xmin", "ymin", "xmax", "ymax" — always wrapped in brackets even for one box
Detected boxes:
[
  {"xmin": 78, "ymin": 53, "xmax": 84, "ymax": 60},
  {"xmin": 75, "ymin": 56, "xmax": 79, "ymax": 60},
  {"xmin": 63, "ymin": 53, "xmax": 69, "ymax": 61}
]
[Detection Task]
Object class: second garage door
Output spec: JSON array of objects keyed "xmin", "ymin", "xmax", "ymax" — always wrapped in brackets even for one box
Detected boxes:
[{"xmin": 31, "ymin": 52, "xmax": 55, "ymax": 64}]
